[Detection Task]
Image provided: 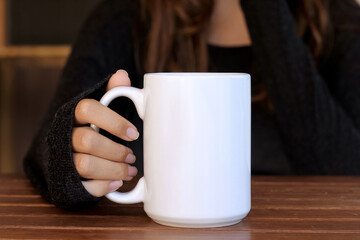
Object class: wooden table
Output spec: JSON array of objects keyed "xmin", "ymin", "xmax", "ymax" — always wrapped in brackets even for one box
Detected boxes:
[{"xmin": 0, "ymin": 175, "xmax": 359, "ymax": 239}]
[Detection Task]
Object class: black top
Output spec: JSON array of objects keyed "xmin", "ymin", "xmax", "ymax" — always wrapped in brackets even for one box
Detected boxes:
[
  {"xmin": 208, "ymin": 44, "xmax": 252, "ymax": 73},
  {"xmin": 24, "ymin": 0, "xmax": 360, "ymax": 209}
]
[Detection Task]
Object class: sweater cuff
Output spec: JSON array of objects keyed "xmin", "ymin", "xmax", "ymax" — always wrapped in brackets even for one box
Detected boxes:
[{"xmin": 46, "ymin": 76, "xmax": 110, "ymax": 209}]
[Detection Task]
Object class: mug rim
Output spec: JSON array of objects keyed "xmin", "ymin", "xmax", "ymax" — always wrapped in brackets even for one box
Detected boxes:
[{"xmin": 145, "ymin": 72, "xmax": 249, "ymax": 77}]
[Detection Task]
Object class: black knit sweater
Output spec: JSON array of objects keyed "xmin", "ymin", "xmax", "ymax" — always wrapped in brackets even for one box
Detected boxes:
[{"xmin": 24, "ymin": 0, "xmax": 360, "ymax": 209}]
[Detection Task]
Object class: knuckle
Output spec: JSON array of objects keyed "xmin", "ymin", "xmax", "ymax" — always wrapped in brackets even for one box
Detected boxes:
[
  {"xmin": 76, "ymin": 99, "xmax": 95, "ymax": 119},
  {"xmin": 76, "ymin": 129, "xmax": 96, "ymax": 151},
  {"xmin": 75, "ymin": 155, "xmax": 93, "ymax": 177}
]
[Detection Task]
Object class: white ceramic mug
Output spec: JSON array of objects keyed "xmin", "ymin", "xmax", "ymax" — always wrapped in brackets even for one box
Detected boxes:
[{"xmin": 92, "ymin": 72, "xmax": 251, "ymax": 228}]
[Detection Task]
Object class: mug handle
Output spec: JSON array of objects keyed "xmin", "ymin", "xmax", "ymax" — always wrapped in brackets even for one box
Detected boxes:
[{"xmin": 90, "ymin": 86, "xmax": 146, "ymax": 204}]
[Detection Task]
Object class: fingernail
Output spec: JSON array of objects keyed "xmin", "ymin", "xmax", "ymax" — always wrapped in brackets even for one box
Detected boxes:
[
  {"xmin": 125, "ymin": 153, "xmax": 136, "ymax": 163},
  {"xmin": 127, "ymin": 127, "xmax": 139, "ymax": 140},
  {"xmin": 128, "ymin": 166, "xmax": 138, "ymax": 177},
  {"xmin": 109, "ymin": 181, "xmax": 122, "ymax": 192}
]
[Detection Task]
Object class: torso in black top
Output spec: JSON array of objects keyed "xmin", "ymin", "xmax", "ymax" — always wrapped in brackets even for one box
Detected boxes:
[{"xmin": 208, "ymin": 44, "xmax": 293, "ymax": 175}]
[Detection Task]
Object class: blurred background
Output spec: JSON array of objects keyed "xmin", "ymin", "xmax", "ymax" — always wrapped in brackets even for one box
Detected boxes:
[{"xmin": 0, "ymin": 0, "xmax": 102, "ymax": 173}]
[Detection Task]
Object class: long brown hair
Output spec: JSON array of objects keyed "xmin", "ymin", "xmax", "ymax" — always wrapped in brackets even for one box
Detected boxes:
[
  {"xmin": 137, "ymin": 0, "xmax": 212, "ymax": 72},
  {"xmin": 137, "ymin": 0, "xmax": 332, "ymax": 74}
]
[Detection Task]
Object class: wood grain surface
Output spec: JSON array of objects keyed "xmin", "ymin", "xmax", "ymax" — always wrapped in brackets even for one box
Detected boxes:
[{"xmin": 0, "ymin": 174, "xmax": 359, "ymax": 240}]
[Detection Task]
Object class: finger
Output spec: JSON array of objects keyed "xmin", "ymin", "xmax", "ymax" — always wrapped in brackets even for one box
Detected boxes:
[
  {"xmin": 74, "ymin": 153, "xmax": 138, "ymax": 180},
  {"xmin": 82, "ymin": 180, "xmax": 123, "ymax": 197},
  {"xmin": 74, "ymin": 98, "xmax": 139, "ymax": 141},
  {"xmin": 72, "ymin": 127, "xmax": 136, "ymax": 162},
  {"xmin": 106, "ymin": 69, "xmax": 131, "ymax": 91}
]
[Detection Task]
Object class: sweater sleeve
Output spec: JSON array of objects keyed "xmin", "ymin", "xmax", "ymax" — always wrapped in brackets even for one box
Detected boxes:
[
  {"xmin": 23, "ymin": 0, "xmax": 138, "ymax": 209},
  {"xmin": 242, "ymin": 0, "xmax": 360, "ymax": 174}
]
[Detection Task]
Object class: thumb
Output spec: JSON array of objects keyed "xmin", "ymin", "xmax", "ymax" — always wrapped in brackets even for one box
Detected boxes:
[{"xmin": 106, "ymin": 69, "xmax": 131, "ymax": 91}]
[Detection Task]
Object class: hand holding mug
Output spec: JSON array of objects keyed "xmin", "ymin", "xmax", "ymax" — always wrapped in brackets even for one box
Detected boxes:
[
  {"xmin": 72, "ymin": 70, "xmax": 138, "ymax": 197},
  {"xmin": 92, "ymin": 72, "xmax": 251, "ymax": 228}
]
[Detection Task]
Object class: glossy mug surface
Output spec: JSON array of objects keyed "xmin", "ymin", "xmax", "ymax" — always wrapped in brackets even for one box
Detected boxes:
[{"xmin": 93, "ymin": 73, "xmax": 251, "ymax": 228}]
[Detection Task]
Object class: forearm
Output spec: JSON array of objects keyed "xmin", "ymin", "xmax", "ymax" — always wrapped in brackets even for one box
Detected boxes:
[
  {"xmin": 24, "ymin": 77, "xmax": 111, "ymax": 209},
  {"xmin": 23, "ymin": 0, "xmax": 140, "ymax": 205}
]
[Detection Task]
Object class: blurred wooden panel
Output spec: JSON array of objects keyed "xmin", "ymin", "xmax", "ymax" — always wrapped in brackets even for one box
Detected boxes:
[
  {"xmin": 0, "ymin": 57, "xmax": 66, "ymax": 173},
  {"xmin": 0, "ymin": 0, "xmax": 5, "ymax": 47},
  {"xmin": 0, "ymin": 45, "xmax": 70, "ymax": 58},
  {"xmin": 0, "ymin": 59, "xmax": 15, "ymax": 172},
  {"xmin": 0, "ymin": 0, "xmax": 101, "ymax": 173}
]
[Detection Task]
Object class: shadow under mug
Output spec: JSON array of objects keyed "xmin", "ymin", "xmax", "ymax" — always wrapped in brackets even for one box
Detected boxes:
[{"xmin": 91, "ymin": 72, "xmax": 251, "ymax": 228}]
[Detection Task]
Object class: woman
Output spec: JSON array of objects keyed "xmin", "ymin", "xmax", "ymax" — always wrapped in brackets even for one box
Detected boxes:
[{"xmin": 24, "ymin": 0, "xmax": 360, "ymax": 209}]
